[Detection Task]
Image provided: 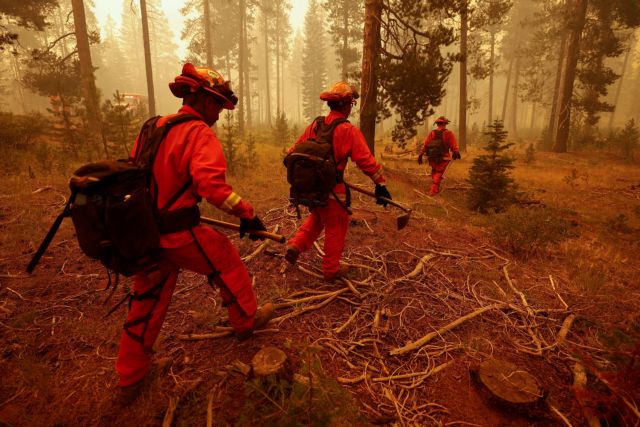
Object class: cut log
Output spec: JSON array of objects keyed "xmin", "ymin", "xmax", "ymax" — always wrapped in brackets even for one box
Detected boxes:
[
  {"xmin": 475, "ymin": 359, "xmax": 545, "ymax": 409},
  {"xmin": 251, "ymin": 346, "xmax": 289, "ymax": 377}
]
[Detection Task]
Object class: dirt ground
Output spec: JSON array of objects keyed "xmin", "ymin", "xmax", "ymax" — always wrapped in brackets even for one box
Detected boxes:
[{"xmin": 1, "ymin": 145, "xmax": 639, "ymax": 426}]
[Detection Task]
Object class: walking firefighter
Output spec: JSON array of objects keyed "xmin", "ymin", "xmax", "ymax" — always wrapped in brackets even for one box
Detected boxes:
[
  {"xmin": 283, "ymin": 81, "xmax": 392, "ymax": 282},
  {"xmin": 418, "ymin": 116, "xmax": 461, "ymax": 195},
  {"xmin": 115, "ymin": 64, "xmax": 276, "ymax": 402}
]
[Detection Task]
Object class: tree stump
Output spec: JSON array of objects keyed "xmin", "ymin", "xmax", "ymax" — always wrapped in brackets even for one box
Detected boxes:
[
  {"xmin": 475, "ymin": 358, "xmax": 545, "ymax": 411},
  {"xmin": 251, "ymin": 346, "xmax": 289, "ymax": 377}
]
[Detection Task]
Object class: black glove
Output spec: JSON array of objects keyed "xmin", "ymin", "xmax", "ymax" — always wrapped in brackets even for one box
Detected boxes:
[
  {"xmin": 239, "ymin": 216, "xmax": 267, "ymax": 241},
  {"xmin": 418, "ymin": 154, "xmax": 424, "ymax": 165},
  {"xmin": 452, "ymin": 151, "xmax": 461, "ymax": 160},
  {"xmin": 375, "ymin": 184, "xmax": 392, "ymax": 207}
]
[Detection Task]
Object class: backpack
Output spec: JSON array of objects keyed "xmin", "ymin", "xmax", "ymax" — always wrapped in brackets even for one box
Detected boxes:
[
  {"xmin": 425, "ymin": 129, "xmax": 448, "ymax": 161},
  {"xmin": 27, "ymin": 114, "xmax": 201, "ymax": 279},
  {"xmin": 284, "ymin": 116, "xmax": 349, "ymax": 212}
]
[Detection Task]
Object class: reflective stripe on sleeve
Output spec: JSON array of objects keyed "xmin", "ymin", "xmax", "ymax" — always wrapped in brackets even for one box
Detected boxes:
[{"xmin": 218, "ymin": 192, "xmax": 242, "ymax": 213}]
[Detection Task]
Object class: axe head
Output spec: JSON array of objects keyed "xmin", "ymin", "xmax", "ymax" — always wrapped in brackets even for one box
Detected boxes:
[{"xmin": 396, "ymin": 209, "xmax": 412, "ymax": 230}]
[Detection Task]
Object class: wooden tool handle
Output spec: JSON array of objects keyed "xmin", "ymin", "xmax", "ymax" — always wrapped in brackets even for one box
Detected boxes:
[
  {"xmin": 345, "ymin": 183, "xmax": 411, "ymax": 213},
  {"xmin": 200, "ymin": 216, "xmax": 286, "ymax": 243}
]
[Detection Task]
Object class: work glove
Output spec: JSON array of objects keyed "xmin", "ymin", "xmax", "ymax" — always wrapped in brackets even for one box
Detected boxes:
[
  {"xmin": 417, "ymin": 154, "xmax": 424, "ymax": 165},
  {"xmin": 452, "ymin": 151, "xmax": 461, "ymax": 160},
  {"xmin": 375, "ymin": 184, "xmax": 392, "ymax": 207},
  {"xmin": 239, "ymin": 215, "xmax": 267, "ymax": 241}
]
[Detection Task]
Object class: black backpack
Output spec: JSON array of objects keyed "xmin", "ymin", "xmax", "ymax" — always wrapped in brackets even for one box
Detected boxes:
[
  {"xmin": 27, "ymin": 114, "xmax": 201, "ymax": 279},
  {"xmin": 284, "ymin": 116, "xmax": 349, "ymax": 212},
  {"xmin": 425, "ymin": 129, "xmax": 448, "ymax": 161}
]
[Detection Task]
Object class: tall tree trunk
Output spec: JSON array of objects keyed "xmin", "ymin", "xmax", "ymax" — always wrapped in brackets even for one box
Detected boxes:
[
  {"xmin": 243, "ymin": 8, "xmax": 252, "ymax": 129},
  {"xmin": 341, "ymin": 0, "xmax": 349, "ymax": 80},
  {"xmin": 554, "ymin": 0, "xmax": 588, "ymax": 153},
  {"xmin": 360, "ymin": 0, "xmax": 382, "ymax": 155},
  {"xmin": 263, "ymin": 11, "xmax": 272, "ymax": 126},
  {"xmin": 238, "ymin": 0, "xmax": 245, "ymax": 134},
  {"xmin": 608, "ymin": 45, "xmax": 631, "ymax": 129},
  {"xmin": 140, "ymin": 0, "xmax": 156, "ymax": 117},
  {"xmin": 510, "ymin": 56, "xmax": 520, "ymax": 137},
  {"xmin": 487, "ymin": 30, "xmax": 495, "ymax": 124},
  {"xmin": 530, "ymin": 101, "xmax": 536, "ymax": 129},
  {"xmin": 204, "ymin": 0, "xmax": 212, "ymax": 66},
  {"xmin": 71, "ymin": 0, "xmax": 109, "ymax": 157},
  {"xmin": 501, "ymin": 56, "xmax": 514, "ymax": 121},
  {"xmin": 276, "ymin": 10, "xmax": 281, "ymax": 116},
  {"xmin": 546, "ymin": 30, "xmax": 567, "ymax": 147},
  {"xmin": 459, "ymin": 1, "xmax": 468, "ymax": 151}
]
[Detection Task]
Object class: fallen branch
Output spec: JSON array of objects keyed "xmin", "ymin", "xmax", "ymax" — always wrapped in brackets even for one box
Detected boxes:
[
  {"xmin": 373, "ymin": 361, "xmax": 453, "ymax": 382},
  {"xmin": 390, "ymin": 304, "xmax": 506, "ymax": 356}
]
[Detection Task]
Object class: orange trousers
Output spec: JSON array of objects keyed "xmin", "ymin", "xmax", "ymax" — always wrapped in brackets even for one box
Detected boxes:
[
  {"xmin": 115, "ymin": 225, "xmax": 257, "ymax": 387},
  {"xmin": 428, "ymin": 160, "xmax": 450, "ymax": 195},
  {"xmin": 288, "ymin": 198, "xmax": 349, "ymax": 276}
]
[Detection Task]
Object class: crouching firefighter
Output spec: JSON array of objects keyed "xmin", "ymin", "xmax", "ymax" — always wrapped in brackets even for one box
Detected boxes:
[
  {"xmin": 116, "ymin": 63, "xmax": 275, "ymax": 402},
  {"xmin": 283, "ymin": 81, "xmax": 391, "ymax": 282},
  {"xmin": 418, "ymin": 116, "xmax": 461, "ymax": 195}
]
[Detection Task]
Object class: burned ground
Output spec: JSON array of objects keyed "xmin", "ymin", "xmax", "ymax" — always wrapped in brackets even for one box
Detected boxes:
[{"xmin": 1, "ymin": 145, "xmax": 639, "ymax": 426}]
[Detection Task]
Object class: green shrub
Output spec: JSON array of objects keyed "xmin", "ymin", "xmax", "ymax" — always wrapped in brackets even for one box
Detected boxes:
[
  {"xmin": 524, "ymin": 143, "xmax": 536, "ymax": 164},
  {"xmin": 491, "ymin": 206, "xmax": 575, "ymax": 258}
]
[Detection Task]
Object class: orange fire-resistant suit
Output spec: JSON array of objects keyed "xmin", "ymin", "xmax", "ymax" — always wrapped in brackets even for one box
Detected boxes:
[
  {"xmin": 420, "ymin": 129, "xmax": 459, "ymax": 195},
  {"xmin": 115, "ymin": 105, "xmax": 258, "ymax": 387},
  {"xmin": 286, "ymin": 110, "xmax": 386, "ymax": 277}
]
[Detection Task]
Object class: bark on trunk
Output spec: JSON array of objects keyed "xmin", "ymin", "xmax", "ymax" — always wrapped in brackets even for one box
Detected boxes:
[
  {"xmin": 238, "ymin": 0, "xmax": 245, "ymax": 134},
  {"xmin": 341, "ymin": 0, "xmax": 349, "ymax": 80},
  {"xmin": 487, "ymin": 31, "xmax": 495, "ymax": 125},
  {"xmin": 243, "ymin": 9, "xmax": 252, "ymax": 129},
  {"xmin": 276, "ymin": 10, "xmax": 281, "ymax": 117},
  {"xmin": 459, "ymin": 1, "xmax": 468, "ymax": 151},
  {"xmin": 608, "ymin": 45, "xmax": 631, "ymax": 129},
  {"xmin": 510, "ymin": 56, "xmax": 520, "ymax": 137},
  {"xmin": 360, "ymin": 0, "xmax": 382, "ymax": 155},
  {"xmin": 71, "ymin": 0, "xmax": 109, "ymax": 157},
  {"xmin": 263, "ymin": 10, "xmax": 272, "ymax": 126},
  {"xmin": 554, "ymin": 0, "xmax": 588, "ymax": 153},
  {"xmin": 140, "ymin": 0, "xmax": 156, "ymax": 117},
  {"xmin": 204, "ymin": 0, "xmax": 212, "ymax": 67},
  {"xmin": 546, "ymin": 31, "xmax": 567, "ymax": 147},
  {"xmin": 501, "ymin": 56, "xmax": 514, "ymax": 122}
]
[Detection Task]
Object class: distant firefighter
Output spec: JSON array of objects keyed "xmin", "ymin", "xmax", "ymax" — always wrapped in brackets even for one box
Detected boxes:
[{"xmin": 418, "ymin": 116, "xmax": 461, "ymax": 195}]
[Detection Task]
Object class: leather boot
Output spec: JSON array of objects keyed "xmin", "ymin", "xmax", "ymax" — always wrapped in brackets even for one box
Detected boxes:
[{"xmin": 236, "ymin": 302, "xmax": 276, "ymax": 341}]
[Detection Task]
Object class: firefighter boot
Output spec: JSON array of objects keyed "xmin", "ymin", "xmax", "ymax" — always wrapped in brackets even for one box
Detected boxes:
[
  {"xmin": 429, "ymin": 183, "xmax": 440, "ymax": 196},
  {"xmin": 236, "ymin": 302, "xmax": 276, "ymax": 341},
  {"xmin": 324, "ymin": 265, "xmax": 351, "ymax": 283}
]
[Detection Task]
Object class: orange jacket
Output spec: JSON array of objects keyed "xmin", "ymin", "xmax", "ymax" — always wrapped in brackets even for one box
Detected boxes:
[
  {"xmin": 289, "ymin": 111, "xmax": 386, "ymax": 195},
  {"xmin": 420, "ymin": 128, "xmax": 459, "ymax": 161},
  {"xmin": 130, "ymin": 105, "xmax": 254, "ymax": 248}
]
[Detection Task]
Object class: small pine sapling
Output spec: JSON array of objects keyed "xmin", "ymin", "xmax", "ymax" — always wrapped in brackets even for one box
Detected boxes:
[
  {"xmin": 617, "ymin": 119, "xmax": 639, "ymax": 159},
  {"xmin": 467, "ymin": 119, "xmax": 517, "ymax": 213}
]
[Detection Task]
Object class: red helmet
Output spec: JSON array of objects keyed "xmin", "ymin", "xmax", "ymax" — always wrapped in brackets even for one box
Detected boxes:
[
  {"xmin": 434, "ymin": 116, "xmax": 450, "ymax": 124},
  {"xmin": 169, "ymin": 63, "xmax": 238, "ymax": 110},
  {"xmin": 320, "ymin": 81, "xmax": 360, "ymax": 103}
]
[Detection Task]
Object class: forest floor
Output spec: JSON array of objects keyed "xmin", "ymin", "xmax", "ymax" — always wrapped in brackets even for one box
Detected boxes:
[{"xmin": 1, "ymin": 140, "xmax": 639, "ymax": 426}]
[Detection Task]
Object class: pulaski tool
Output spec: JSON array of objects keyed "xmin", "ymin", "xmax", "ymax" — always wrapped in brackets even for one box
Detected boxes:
[
  {"xmin": 200, "ymin": 216, "xmax": 286, "ymax": 243},
  {"xmin": 344, "ymin": 182, "xmax": 412, "ymax": 230}
]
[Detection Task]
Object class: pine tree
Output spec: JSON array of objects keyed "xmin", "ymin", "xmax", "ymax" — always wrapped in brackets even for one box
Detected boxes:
[
  {"xmin": 147, "ymin": 0, "xmax": 180, "ymax": 114},
  {"xmin": 467, "ymin": 120, "xmax": 517, "ymax": 213},
  {"xmin": 301, "ymin": 0, "xmax": 327, "ymax": 121},
  {"xmin": 119, "ymin": 1, "xmax": 145, "ymax": 94},
  {"xmin": 272, "ymin": 111, "xmax": 290, "ymax": 146},
  {"xmin": 324, "ymin": 0, "xmax": 363, "ymax": 82}
]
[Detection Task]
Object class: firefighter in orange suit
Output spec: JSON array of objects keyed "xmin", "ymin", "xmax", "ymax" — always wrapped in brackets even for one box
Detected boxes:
[
  {"xmin": 284, "ymin": 82, "xmax": 391, "ymax": 282},
  {"xmin": 116, "ymin": 63, "xmax": 274, "ymax": 403},
  {"xmin": 418, "ymin": 116, "xmax": 461, "ymax": 195}
]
